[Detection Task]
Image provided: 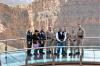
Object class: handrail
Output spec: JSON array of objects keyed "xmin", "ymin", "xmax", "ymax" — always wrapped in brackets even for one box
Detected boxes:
[
  {"xmin": 1, "ymin": 46, "xmax": 100, "ymax": 66},
  {"xmin": 0, "ymin": 37, "xmax": 100, "ymax": 66},
  {"xmin": 1, "ymin": 46, "xmax": 100, "ymax": 53},
  {"xmin": 0, "ymin": 38, "xmax": 25, "ymax": 42},
  {"xmin": 0, "ymin": 37, "xmax": 100, "ymax": 42}
]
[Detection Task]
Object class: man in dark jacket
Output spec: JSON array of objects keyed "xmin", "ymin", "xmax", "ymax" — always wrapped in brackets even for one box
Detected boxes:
[
  {"xmin": 26, "ymin": 30, "xmax": 33, "ymax": 56},
  {"xmin": 39, "ymin": 29, "xmax": 46, "ymax": 55},
  {"xmin": 33, "ymin": 30, "xmax": 40, "ymax": 55}
]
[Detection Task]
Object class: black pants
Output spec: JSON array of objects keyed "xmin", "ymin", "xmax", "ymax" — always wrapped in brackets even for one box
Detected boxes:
[
  {"xmin": 39, "ymin": 41, "xmax": 45, "ymax": 53},
  {"xmin": 27, "ymin": 41, "xmax": 32, "ymax": 55},
  {"xmin": 34, "ymin": 47, "xmax": 39, "ymax": 54}
]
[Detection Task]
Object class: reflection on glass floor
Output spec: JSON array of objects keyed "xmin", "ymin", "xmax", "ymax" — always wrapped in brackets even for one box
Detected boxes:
[{"xmin": 1, "ymin": 49, "xmax": 100, "ymax": 66}]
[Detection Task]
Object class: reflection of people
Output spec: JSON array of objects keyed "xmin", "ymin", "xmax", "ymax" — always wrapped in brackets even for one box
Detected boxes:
[
  {"xmin": 46, "ymin": 27, "xmax": 54, "ymax": 54},
  {"xmin": 39, "ymin": 28, "xmax": 46, "ymax": 55},
  {"xmin": 33, "ymin": 30, "xmax": 40, "ymax": 55},
  {"xmin": 69, "ymin": 27, "xmax": 77, "ymax": 56},
  {"xmin": 55, "ymin": 28, "xmax": 67, "ymax": 56},
  {"xmin": 76, "ymin": 24, "xmax": 84, "ymax": 55},
  {"xmin": 26, "ymin": 30, "xmax": 33, "ymax": 56}
]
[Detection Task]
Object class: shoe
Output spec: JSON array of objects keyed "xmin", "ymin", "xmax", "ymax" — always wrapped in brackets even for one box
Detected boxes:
[
  {"xmin": 27, "ymin": 53, "xmax": 32, "ymax": 56},
  {"xmin": 69, "ymin": 53, "xmax": 73, "ymax": 56},
  {"xmin": 47, "ymin": 51, "xmax": 52, "ymax": 54},
  {"xmin": 75, "ymin": 52, "xmax": 80, "ymax": 55}
]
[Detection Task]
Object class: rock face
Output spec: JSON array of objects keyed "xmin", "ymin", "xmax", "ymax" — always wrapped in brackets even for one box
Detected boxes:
[
  {"xmin": 27, "ymin": 0, "xmax": 100, "ymax": 32},
  {"xmin": 30, "ymin": 0, "xmax": 60, "ymax": 31},
  {"xmin": 0, "ymin": 3, "xmax": 13, "ymax": 40},
  {"xmin": 58, "ymin": 0, "xmax": 100, "ymax": 37},
  {"xmin": 0, "ymin": 3, "xmax": 29, "ymax": 40},
  {"xmin": 58, "ymin": 0, "xmax": 100, "ymax": 26},
  {"xmin": 0, "ymin": 3, "xmax": 30, "ymax": 48}
]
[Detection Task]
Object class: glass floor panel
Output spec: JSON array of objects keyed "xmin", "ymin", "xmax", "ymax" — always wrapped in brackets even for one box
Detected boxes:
[{"xmin": 0, "ymin": 49, "xmax": 100, "ymax": 66}]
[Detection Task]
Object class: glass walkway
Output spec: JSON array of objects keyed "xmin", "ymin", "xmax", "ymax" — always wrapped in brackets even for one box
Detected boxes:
[
  {"xmin": 0, "ymin": 47, "xmax": 100, "ymax": 66},
  {"xmin": 0, "ymin": 37, "xmax": 100, "ymax": 66}
]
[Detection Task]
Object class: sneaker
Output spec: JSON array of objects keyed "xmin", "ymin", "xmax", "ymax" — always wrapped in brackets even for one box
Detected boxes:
[
  {"xmin": 40, "ymin": 52, "xmax": 45, "ymax": 55},
  {"xmin": 69, "ymin": 53, "xmax": 73, "ymax": 56},
  {"xmin": 75, "ymin": 52, "xmax": 80, "ymax": 55},
  {"xmin": 46, "ymin": 51, "xmax": 52, "ymax": 54},
  {"xmin": 27, "ymin": 53, "xmax": 32, "ymax": 56}
]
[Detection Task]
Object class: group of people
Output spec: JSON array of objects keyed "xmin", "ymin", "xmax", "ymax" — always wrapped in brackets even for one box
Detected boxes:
[
  {"xmin": 26, "ymin": 24, "xmax": 84, "ymax": 57},
  {"xmin": 26, "ymin": 28, "xmax": 46, "ymax": 56}
]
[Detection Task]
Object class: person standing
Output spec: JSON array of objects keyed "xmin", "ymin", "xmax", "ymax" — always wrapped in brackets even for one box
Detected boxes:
[
  {"xmin": 76, "ymin": 24, "xmax": 84, "ymax": 55},
  {"xmin": 39, "ymin": 28, "xmax": 46, "ymax": 55},
  {"xmin": 69, "ymin": 28, "xmax": 77, "ymax": 56},
  {"xmin": 33, "ymin": 30, "xmax": 40, "ymax": 55},
  {"xmin": 46, "ymin": 27, "xmax": 54, "ymax": 54},
  {"xmin": 55, "ymin": 28, "xmax": 67, "ymax": 56},
  {"xmin": 26, "ymin": 30, "xmax": 33, "ymax": 56}
]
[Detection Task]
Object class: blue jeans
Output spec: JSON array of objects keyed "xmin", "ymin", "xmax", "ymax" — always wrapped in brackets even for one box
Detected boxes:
[{"xmin": 57, "ymin": 41, "xmax": 66, "ymax": 54}]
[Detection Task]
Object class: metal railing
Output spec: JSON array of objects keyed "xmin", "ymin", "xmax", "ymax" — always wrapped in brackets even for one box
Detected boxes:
[
  {"xmin": 1, "ymin": 46, "xmax": 100, "ymax": 66},
  {"xmin": 0, "ymin": 37, "xmax": 100, "ymax": 52},
  {"xmin": 0, "ymin": 37, "xmax": 100, "ymax": 66}
]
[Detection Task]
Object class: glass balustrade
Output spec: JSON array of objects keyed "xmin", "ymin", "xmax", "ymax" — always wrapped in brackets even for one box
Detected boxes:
[{"xmin": 0, "ymin": 37, "xmax": 100, "ymax": 66}]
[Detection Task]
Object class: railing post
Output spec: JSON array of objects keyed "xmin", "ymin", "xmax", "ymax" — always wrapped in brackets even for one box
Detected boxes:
[
  {"xmin": 0, "ymin": 46, "xmax": 2, "ymax": 66},
  {"xmin": 51, "ymin": 39, "xmax": 56, "ymax": 66},
  {"xmin": 5, "ymin": 40, "xmax": 7, "ymax": 52},
  {"xmin": 80, "ymin": 46, "xmax": 83, "ymax": 66},
  {"xmin": 0, "ymin": 53, "xmax": 1, "ymax": 66},
  {"xmin": 80, "ymin": 38, "xmax": 84, "ymax": 66},
  {"xmin": 5, "ymin": 40, "xmax": 7, "ymax": 59},
  {"xmin": 80, "ymin": 54, "xmax": 82, "ymax": 66},
  {"xmin": 25, "ymin": 55, "xmax": 28, "ymax": 66},
  {"xmin": 0, "ymin": 60, "xmax": 1, "ymax": 66},
  {"xmin": 22, "ymin": 39, "xmax": 25, "ymax": 49},
  {"xmin": 52, "ymin": 46, "xmax": 55, "ymax": 66}
]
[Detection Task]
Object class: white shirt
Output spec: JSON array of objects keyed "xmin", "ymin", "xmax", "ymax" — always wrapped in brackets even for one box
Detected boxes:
[{"xmin": 56, "ymin": 32, "xmax": 67, "ymax": 42}]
